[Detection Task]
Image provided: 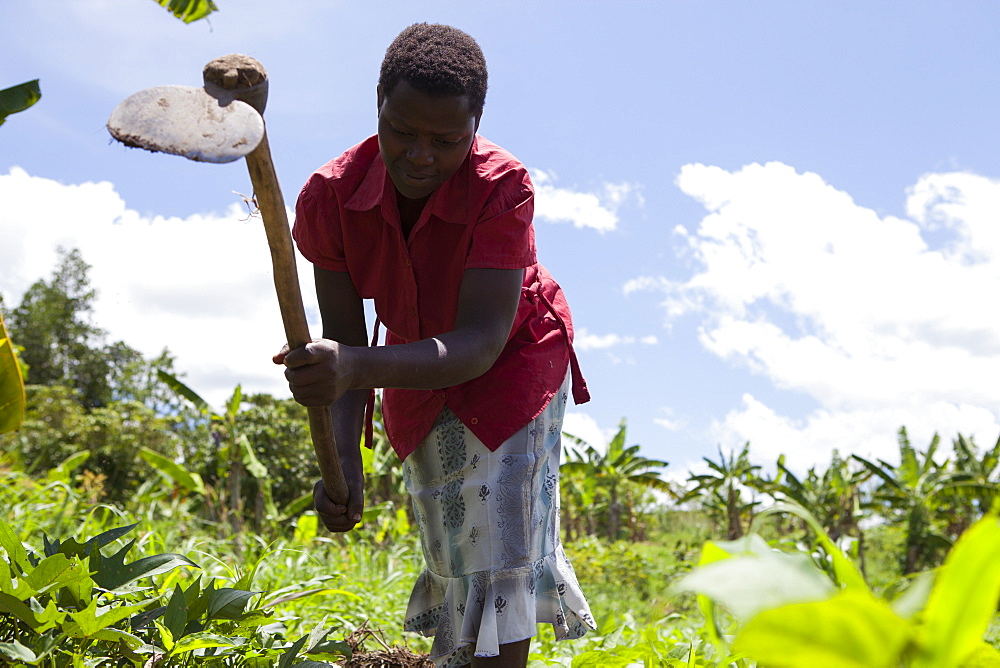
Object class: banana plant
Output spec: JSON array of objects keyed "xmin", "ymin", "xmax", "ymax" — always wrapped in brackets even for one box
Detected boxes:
[
  {"xmin": 682, "ymin": 442, "xmax": 761, "ymax": 540},
  {"xmin": 156, "ymin": 370, "xmax": 272, "ymax": 534},
  {"xmin": 853, "ymin": 428, "xmax": 970, "ymax": 573},
  {"xmin": 562, "ymin": 418, "xmax": 670, "ymax": 541}
]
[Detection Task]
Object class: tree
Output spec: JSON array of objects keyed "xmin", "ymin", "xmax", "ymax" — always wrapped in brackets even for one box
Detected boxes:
[
  {"xmin": 682, "ymin": 442, "xmax": 761, "ymax": 540},
  {"xmin": 6, "ymin": 385, "xmax": 180, "ymax": 504},
  {"xmin": 853, "ymin": 428, "xmax": 969, "ymax": 574},
  {"xmin": 562, "ymin": 418, "xmax": 670, "ymax": 541},
  {"xmin": 7, "ymin": 248, "xmax": 181, "ymax": 411},
  {"xmin": 8, "ymin": 248, "xmax": 105, "ymax": 402}
]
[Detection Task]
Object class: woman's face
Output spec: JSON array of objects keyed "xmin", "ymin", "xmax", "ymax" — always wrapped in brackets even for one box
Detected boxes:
[{"xmin": 377, "ymin": 79, "xmax": 480, "ymax": 201}]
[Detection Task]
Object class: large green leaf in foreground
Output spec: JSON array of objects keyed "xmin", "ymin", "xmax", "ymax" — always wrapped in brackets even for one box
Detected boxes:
[
  {"xmin": 0, "ymin": 311, "xmax": 25, "ymax": 433},
  {"xmin": 0, "ymin": 80, "xmax": 41, "ymax": 127}
]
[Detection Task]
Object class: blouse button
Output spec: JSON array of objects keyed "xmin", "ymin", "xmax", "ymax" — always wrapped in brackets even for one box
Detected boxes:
[{"xmin": 470, "ymin": 417, "xmax": 479, "ymax": 425}]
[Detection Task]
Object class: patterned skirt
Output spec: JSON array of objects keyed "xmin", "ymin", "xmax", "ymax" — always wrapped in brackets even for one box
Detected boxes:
[{"xmin": 402, "ymin": 376, "xmax": 596, "ymax": 666}]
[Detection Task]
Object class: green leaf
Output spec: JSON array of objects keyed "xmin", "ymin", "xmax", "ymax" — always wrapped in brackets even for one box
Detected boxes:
[
  {"xmin": 960, "ymin": 642, "xmax": 1000, "ymax": 667},
  {"xmin": 0, "ymin": 80, "xmax": 41, "ymax": 127},
  {"xmin": 23, "ymin": 553, "xmax": 74, "ymax": 594},
  {"xmin": 279, "ymin": 635, "xmax": 311, "ymax": 668},
  {"xmin": 50, "ymin": 451, "xmax": 91, "ymax": 481},
  {"xmin": 152, "ymin": 0, "xmax": 219, "ymax": 23},
  {"xmin": 0, "ymin": 593, "xmax": 43, "ymax": 628},
  {"xmin": 157, "ymin": 369, "xmax": 210, "ymax": 413},
  {"xmin": 90, "ymin": 627, "xmax": 145, "ymax": 647},
  {"xmin": 164, "ymin": 584, "xmax": 189, "ymax": 641},
  {"xmin": 734, "ymin": 590, "xmax": 910, "ymax": 667},
  {"xmin": 140, "ymin": 447, "xmax": 205, "ymax": 495},
  {"xmin": 170, "ymin": 632, "xmax": 236, "ymax": 655},
  {"xmin": 0, "ymin": 640, "xmax": 36, "ymax": 663},
  {"xmin": 207, "ymin": 587, "xmax": 257, "ymax": 620},
  {"xmin": 240, "ymin": 435, "xmax": 268, "ymax": 479},
  {"xmin": 915, "ymin": 515, "xmax": 1000, "ymax": 667},
  {"xmin": 91, "ymin": 539, "xmax": 197, "ymax": 591},
  {"xmin": 66, "ymin": 599, "xmax": 148, "ymax": 637},
  {"xmin": 672, "ymin": 534, "xmax": 835, "ymax": 621},
  {"xmin": 226, "ymin": 384, "xmax": 243, "ymax": 419},
  {"xmin": 0, "ymin": 520, "xmax": 31, "ymax": 571},
  {"xmin": 155, "ymin": 619, "xmax": 175, "ymax": 652},
  {"xmin": 50, "ymin": 522, "xmax": 140, "ymax": 559},
  {"xmin": 0, "ymin": 311, "xmax": 25, "ymax": 433},
  {"xmin": 753, "ymin": 501, "xmax": 869, "ymax": 592}
]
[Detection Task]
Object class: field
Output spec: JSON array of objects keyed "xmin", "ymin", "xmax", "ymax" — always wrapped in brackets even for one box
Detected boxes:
[{"xmin": 5, "ymin": 251, "xmax": 1000, "ymax": 666}]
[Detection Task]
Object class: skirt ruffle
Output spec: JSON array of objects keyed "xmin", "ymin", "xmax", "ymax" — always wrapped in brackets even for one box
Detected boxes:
[{"xmin": 404, "ymin": 543, "xmax": 595, "ymax": 666}]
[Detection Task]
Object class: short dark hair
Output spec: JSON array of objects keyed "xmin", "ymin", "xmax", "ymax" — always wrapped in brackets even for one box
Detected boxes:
[{"xmin": 379, "ymin": 23, "xmax": 488, "ymax": 117}]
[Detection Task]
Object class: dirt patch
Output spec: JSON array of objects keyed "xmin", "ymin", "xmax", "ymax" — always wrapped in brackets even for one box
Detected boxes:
[{"xmin": 341, "ymin": 622, "xmax": 435, "ymax": 668}]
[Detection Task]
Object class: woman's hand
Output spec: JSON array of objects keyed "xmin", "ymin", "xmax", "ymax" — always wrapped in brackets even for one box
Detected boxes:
[
  {"xmin": 273, "ymin": 339, "xmax": 357, "ymax": 406},
  {"xmin": 312, "ymin": 433, "xmax": 365, "ymax": 532},
  {"xmin": 312, "ymin": 475, "xmax": 364, "ymax": 532}
]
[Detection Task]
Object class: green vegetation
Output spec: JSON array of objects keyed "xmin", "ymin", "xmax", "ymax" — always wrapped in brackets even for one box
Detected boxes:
[{"xmin": 5, "ymin": 249, "xmax": 1000, "ymax": 666}]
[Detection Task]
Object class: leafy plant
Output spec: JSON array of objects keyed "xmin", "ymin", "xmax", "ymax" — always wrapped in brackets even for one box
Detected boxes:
[
  {"xmin": 853, "ymin": 428, "xmax": 969, "ymax": 573},
  {"xmin": 682, "ymin": 443, "xmax": 761, "ymax": 540},
  {"xmin": 673, "ymin": 501, "xmax": 1000, "ymax": 667},
  {"xmin": 562, "ymin": 418, "xmax": 670, "ymax": 541},
  {"xmin": 0, "ymin": 519, "xmax": 349, "ymax": 666}
]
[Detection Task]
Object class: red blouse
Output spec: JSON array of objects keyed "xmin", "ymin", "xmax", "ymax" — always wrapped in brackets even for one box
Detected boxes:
[{"xmin": 293, "ymin": 135, "xmax": 589, "ymax": 460}]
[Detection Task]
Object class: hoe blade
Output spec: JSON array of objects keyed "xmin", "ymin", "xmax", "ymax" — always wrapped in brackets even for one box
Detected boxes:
[{"xmin": 107, "ymin": 85, "xmax": 264, "ymax": 164}]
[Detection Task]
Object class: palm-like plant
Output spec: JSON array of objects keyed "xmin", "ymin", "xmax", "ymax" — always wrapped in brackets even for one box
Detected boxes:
[
  {"xmin": 943, "ymin": 433, "xmax": 1000, "ymax": 536},
  {"xmin": 852, "ymin": 428, "xmax": 970, "ymax": 574},
  {"xmin": 767, "ymin": 450, "xmax": 870, "ymax": 572},
  {"xmin": 682, "ymin": 442, "xmax": 761, "ymax": 540},
  {"xmin": 562, "ymin": 418, "xmax": 670, "ymax": 541}
]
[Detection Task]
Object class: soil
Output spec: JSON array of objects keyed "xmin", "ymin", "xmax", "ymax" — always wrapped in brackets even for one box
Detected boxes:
[
  {"xmin": 203, "ymin": 54, "xmax": 266, "ymax": 89},
  {"xmin": 340, "ymin": 623, "xmax": 435, "ymax": 668}
]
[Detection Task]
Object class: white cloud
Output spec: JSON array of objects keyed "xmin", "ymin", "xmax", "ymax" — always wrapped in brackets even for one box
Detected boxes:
[
  {"xmin": 561, "ymin": 411, "xmax": 616, "ymax": 454},
  {"xmin": 0, "ymin": 167, "xmax": 314, "ymax": 409},
  {"xmin": 530, "ymin": 168, "xmax": 639, "ymax": 233},
  {"xmin": 630, "ymin": 162, "xmax": 1000, "ymax": 468},
  {"xmin": 711, "ymin": 394, "xmax": 999, "ymax": 475},
  {"xmin": 574, "ymin": 326, "xmax": 658, "ymax": 351}
]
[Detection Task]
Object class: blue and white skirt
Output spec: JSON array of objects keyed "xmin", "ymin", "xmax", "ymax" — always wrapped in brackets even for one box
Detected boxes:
[{"xmin": 402, "ymin": 375, "xmax": 595, "ymax": 666}]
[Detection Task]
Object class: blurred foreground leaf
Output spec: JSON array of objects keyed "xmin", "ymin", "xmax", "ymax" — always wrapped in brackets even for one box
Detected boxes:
[{"xmin": 0, "ymin": 311, "xmax": 25, "ymax": 433}]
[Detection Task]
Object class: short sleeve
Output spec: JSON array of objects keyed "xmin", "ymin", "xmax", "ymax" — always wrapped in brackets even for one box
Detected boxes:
[
  {"xmin": 465, "ymin": 167, "xmax": 537, "ymax": 270},
  {"xmin": 292, "ymin": 174, "xmax": 349, "ymax": 272}
]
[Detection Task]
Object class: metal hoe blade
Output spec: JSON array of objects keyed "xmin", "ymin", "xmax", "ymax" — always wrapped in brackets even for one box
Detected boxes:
[{"xmin": 107, "ymin": 85, "xmax": 264, "ymax": 163}]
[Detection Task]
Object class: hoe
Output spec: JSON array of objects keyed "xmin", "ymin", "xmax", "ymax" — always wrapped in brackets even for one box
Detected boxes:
[{"xmin": 108, "ymin": 54, "xmax": 349, "ymax": 505}]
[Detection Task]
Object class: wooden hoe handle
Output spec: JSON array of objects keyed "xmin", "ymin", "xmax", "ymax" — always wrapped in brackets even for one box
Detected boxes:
[
  {"xmin": 244, "ymin": 134, "xmax": 350, "ymax": 506},
  {"xmin": 203, "ymin": 55, "xmax": 350, "ymax": 506}
]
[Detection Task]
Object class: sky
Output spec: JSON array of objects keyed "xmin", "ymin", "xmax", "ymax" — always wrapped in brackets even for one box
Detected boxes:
[{"xmin": 1, "ymin": 1, "xmax": 999, "ymax": 479}]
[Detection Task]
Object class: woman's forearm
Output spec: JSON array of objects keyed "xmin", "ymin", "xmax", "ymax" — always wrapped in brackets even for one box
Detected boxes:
[{"xmin": 346, "ymin": 326, "xmax": 505, "ymax": 392}]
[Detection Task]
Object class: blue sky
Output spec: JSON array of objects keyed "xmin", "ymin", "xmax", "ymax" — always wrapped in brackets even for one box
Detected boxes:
[{"xmin": 2, "ymin": 1, "xmax": 998, "ymax": 476}]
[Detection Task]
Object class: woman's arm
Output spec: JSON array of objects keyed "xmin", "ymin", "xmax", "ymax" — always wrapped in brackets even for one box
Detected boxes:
[{"xmin": 282, "ymin": 265, "xmax": 524, "ymax": 406}]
